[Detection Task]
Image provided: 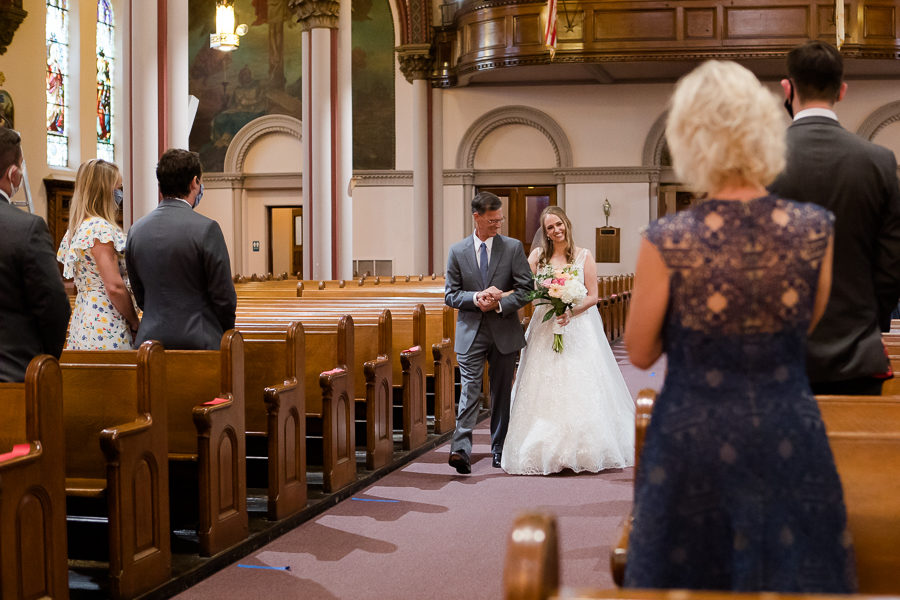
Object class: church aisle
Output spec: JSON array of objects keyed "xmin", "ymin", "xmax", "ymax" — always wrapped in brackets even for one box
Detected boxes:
[{"xmin": 172, "ymin": 343, "xmax": 665, "ymax": 600}]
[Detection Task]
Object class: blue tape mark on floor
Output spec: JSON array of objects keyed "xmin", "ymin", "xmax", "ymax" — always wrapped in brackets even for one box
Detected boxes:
[
  {"xmin": 351, "ymin": 497, "xmax": 400, "ymax": 503},
  {"xmin": 237, "ymin": 564, "xmax": 291, "ymax": 571}
]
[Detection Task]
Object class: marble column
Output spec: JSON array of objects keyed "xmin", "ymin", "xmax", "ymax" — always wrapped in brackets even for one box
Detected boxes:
[
  {"xmin": 125, "ymin": 0, "xmax": 160, "ymax": 223},
  {"xmin": 398, "ymin": 45, "xmax": 433, "ymax": 276},
  {"xmin": 290, "ymin": 0, "xmax": 345, "ymax": 279}
]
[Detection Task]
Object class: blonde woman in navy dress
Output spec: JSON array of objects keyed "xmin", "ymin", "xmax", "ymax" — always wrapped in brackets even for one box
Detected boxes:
[{"xmin": 624, "ymin": 61, "xmax": 855, "ymax": 591}]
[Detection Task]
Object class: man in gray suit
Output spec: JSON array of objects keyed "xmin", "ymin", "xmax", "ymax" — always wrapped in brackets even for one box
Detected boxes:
[
  {"xmin": 445, "ymin": 191, "xmax": 533, "ymax": 473},
  {"xmin": 125, "ymin": 148, "xmax": 236, "ymax": 350},
  {"xmin": 770, "ymin": 41, "xmax": 900, "ymax": 394}
]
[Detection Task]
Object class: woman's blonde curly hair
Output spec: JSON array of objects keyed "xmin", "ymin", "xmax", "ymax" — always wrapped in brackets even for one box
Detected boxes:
[{"xmin": 666, "ymin": 60, "xmax": 786, "ymax": 195}]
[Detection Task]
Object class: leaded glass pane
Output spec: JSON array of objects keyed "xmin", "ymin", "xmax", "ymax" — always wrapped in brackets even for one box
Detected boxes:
[
  {"xmin": 46, "ymin": 0, "xmax": 69, "ymax": 167},
  {"xmin": 96, "ymin": 0, "xmax": 115, "ymax": 158}
]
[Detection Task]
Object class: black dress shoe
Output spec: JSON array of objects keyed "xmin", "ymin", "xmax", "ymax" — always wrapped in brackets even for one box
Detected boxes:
[
  {"xmin": 448, "ymin": 451, "xmax": 471, "ymax": 474},
  {"xmin": 492, "ymin": 452, "xmax": 502, "ymax": 468}
]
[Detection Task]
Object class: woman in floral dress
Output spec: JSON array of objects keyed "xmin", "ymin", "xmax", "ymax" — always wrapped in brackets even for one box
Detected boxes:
[{"xmin": 57, "ymin": 159, "xmax": 139, "ymax": 349}]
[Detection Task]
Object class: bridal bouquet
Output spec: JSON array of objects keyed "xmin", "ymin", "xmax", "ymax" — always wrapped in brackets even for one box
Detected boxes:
[{"xmin": 526, "ymin": 263, "xmax": 587, "ymax": 352}]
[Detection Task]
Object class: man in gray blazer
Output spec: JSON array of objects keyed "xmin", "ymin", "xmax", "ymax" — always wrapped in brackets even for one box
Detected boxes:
[
  {"xmin": 445, "ymin": 191, "xmax": 533, "ymax": 473},
  {"xmin": 125, "ymin": 148, "xmax": 236, "ymax": 350},
  {"xmin": 770, "ymin": 41, "xmax": 900, "ymax": 394}
]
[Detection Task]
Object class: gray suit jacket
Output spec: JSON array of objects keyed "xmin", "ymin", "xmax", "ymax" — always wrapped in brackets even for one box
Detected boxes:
[
  {"xmin": 769, "ymin": 116, "xmax": 900, "ymax": 382},
  {"xmin": 0, "ymin": 198, "xmax": 70, "ymax": 382},
  {"xmin": 125, "ymin": 199, "xmax": 236, "ymax": 350},
  {"xmin": 444, "ymin": 234, "xmax": 533, "ymax": 355}
]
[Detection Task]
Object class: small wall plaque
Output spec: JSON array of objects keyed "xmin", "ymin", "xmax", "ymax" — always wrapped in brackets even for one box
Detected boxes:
[{"xmin": 596, "ymin": 227, "xmax": 620, "ymax": 263}]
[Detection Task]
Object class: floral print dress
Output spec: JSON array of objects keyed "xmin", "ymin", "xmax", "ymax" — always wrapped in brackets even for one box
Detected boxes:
[{"xmin": 57, "ymin": 216, "xmax": 134, "ymax": 350}]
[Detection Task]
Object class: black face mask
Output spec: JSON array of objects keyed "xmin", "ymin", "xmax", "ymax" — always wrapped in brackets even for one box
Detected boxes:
[{"xmin": 783, "ymin": 80, "xmax": 794, "ymax": 118}]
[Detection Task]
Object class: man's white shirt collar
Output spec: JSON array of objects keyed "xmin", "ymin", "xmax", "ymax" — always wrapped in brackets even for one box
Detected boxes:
[
  {"xmin": 473, "ymin": 232, "xmax": 494, "ymax": 253},
  {"xmin": 794, "ymin": 108, "xmax": 838, "ymax": 122},
  {"xmin": 164, "ymin": 196, "xmax": 194, "ymax": 208},
  {"xmin": 0, "ymin": 189, "xmax": 10, "ymax": 204}
]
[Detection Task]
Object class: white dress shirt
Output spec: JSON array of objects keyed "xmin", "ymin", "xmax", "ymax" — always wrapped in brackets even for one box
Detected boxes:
[{"xmin": 794, "ymin": 107, "xmax": 838, "ymax": 122}]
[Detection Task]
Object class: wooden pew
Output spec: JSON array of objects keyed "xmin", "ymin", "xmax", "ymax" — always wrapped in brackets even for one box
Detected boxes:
[
  {"xmin": 61, "ymin": 332, "xmax": 248, "ymax": 558},
  {"xmin": 60, "ymin": 341, "xmax": 170, "ymax": 600},
  {"xmin": 243, "ymin": 317, "xmax": 357, "ymax": 494},
  {"xmin": 238, "ymin": 306, "xmax": 428, "ymax": 452},
  {"xmin": 240, "ymin": 311, "xmax": 393, "ymax": 471},
  {"xmin": 241, "ymin": 322, "xmax": 308, "ymax": 521},
  {"xmin": 236, "ymin": 298, "xmax": 456, "ymax": 435},
  {"xmin": 0, "ymin": 356, "xmax": 69, "ymax": 600}
]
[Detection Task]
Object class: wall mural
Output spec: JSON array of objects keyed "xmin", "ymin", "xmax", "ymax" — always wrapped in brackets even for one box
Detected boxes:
[
  {"xmin": 188, "ymin": 0, "xmax": 394, "ymax": 173},
  {"xmin": 351, "ymin": 0, "xmax": 395, "ymax": 170}
]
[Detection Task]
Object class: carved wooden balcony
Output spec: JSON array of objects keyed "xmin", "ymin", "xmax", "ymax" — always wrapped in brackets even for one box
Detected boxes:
[{"xmin": 443, "ymin": 0, "xmax": 900, "ymax": 85}]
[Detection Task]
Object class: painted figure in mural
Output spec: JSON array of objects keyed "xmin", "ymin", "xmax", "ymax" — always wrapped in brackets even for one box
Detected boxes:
[
  {"xmin": 210, "ymin": 65, "xmax": 267, "ymax": 149},
  {"xmin": 0, "ymin": 91, "xmax": 13, "ymax": 129},
  {"xmin": 97, "ymin": 52, "xmax": 112, "ymax": 141}
]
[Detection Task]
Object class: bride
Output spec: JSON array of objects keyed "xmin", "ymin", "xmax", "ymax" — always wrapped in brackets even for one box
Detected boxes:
[{"xmin": 501, "ymin": 206, "xmax": 636, "ymax": 475}]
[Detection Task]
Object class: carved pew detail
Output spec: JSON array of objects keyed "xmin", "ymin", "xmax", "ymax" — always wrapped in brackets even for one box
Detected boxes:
[
  {"xmin": 61, "ymin": 341, "xmax": 171, "ymax": 600},
  {"xmin": 243, "ymin": 322, "xmax": 308, "ymax": 521},
  {"xmin": 62, "ymin": 331, "xmax": 248, "ymax": 559},
  {"xmin": 399, "ymin": 304, "xmax": 428, "ymax": 450},
  {"xmin": 317, "ymin": 316, "xmax": 357, "ymax": 492},
  {"xmin": 362, "ymin": 310, "xmax": 394, "ymax": 470},
  {"xmin": 0, "ymin": 356, "xmax": 69, "ymax": 600}
]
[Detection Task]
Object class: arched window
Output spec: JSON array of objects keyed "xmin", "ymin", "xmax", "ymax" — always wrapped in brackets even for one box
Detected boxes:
[
  {"xmin": 96, "ymin": 0, "xmax": 115, "ymax": 161},
  {"xmin": 46, "ymin": 0, "xmax": 69, "ymax": 167}
]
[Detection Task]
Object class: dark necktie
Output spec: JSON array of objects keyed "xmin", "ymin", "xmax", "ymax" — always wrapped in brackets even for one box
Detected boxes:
[{"xmin": 479, "ymin": 241, "xmax": 489, "ymax": 288}]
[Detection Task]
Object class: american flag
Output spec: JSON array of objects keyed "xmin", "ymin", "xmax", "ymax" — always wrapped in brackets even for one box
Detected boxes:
[{"xmin": 544, "ymin": 0, "xmax": 558, "ymax": 58}]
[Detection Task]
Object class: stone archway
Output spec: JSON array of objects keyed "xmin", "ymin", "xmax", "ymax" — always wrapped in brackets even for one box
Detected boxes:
[{"xmin": 455, "ymin": 105, "xmax": 573, "ymax": 170}]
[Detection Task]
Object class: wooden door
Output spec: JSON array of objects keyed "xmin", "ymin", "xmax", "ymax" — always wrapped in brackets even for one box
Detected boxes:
[
  {"xmin": 291, "ymin": 208, "xmax": 303, "ymax": 277},
  {"xmin": 478, "ymin": 186, "xmax": 556, "ymax": 254}
]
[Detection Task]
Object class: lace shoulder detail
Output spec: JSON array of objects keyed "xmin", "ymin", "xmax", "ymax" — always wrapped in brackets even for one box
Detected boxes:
[{"xmin": 57, "ymin": 217, "xmax": 126, "ymax": 279}]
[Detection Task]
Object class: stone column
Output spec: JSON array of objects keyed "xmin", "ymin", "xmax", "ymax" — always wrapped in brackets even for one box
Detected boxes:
[
  {"xmin": 431, "ymin": 86, "xmax": 444, "ymax": 274},
  {"xmin": 290, "ymin": 0, "xmax": 342, "ymax": 279},
  {"xmin": 125, "ymin": 0, "xmax": 160, "ymax": 223},
  {"xmin": 166, "ymin": 0, "xmax": 190, "ymax": 150},
  {"xmin": 398, "ymin": 45, "xmax": 433, "ymax": 276}
]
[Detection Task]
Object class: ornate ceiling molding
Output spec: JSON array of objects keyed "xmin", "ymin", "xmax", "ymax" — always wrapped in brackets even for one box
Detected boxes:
[
  {"xmin": 456, "ymin": 105, "xmax": 573, "ymax": 169},
  {"xmin": 289, "ymin": 0, "xmax": 340, "ymax": 31},
  {"xmin": 856, "ymin": 101, "xmax": 900, "ymax": 142},
  {"xmin": 223, "ymin": 114, "xmax": 303, "ymax": 174}
]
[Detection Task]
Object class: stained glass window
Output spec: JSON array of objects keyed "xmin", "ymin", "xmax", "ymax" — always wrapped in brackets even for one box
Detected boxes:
[
  {"xmin": 96, "ymin": 0, "xmax": 115, "ymax": 161},
  {"xmin": 46, "ymin": 0, "xmax": 69, "ymax": 167}
]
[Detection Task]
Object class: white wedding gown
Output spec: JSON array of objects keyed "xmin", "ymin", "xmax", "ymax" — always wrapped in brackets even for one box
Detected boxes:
[{"xmin": 502, "ymin": 248, "xmax": 636, "ymax": 475}]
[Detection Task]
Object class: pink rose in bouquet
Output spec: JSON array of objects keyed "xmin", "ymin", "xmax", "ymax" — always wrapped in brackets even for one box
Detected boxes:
[{"xmin": 526, "ymin": 263, "xmax": 587, "ymax": 352}]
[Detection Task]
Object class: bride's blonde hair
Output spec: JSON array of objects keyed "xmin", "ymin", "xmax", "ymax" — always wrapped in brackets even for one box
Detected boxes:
[{"xmin": 537, "ymin": 206, "xmax": 575, "ymax": 265}]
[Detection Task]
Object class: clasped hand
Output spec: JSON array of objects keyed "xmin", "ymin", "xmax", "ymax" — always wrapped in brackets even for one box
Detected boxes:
[{"xmin": 477, "ymin": 286, "xmax": 503, "ymax": 312}]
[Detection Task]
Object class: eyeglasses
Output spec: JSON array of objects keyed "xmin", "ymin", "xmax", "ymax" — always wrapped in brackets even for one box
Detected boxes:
[{"xmin": 484, "ymin": 217, "xmax": 505, "ymax": 225}]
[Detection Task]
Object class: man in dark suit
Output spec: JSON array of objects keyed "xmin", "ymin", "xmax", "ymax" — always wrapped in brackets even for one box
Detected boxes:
[
  {"xmin": 0, "ymin": 127, "xmax": 70, "ymax": 382},
  {"xmin": 444, "ymin": 191, "xmax": 533, "ymax": 473},
  {"xmin": 125, "ymin": 148, "xmax": 236, "ymax": 350},
  {"xmin": 770, "ymin": 41, "xmax": 900, "ymax": 395}
]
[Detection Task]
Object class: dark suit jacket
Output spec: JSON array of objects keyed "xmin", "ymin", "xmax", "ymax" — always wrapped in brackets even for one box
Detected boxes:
[
  {"xmin": 0, "ymin": 197, "xmax": 70, "ymax": 382},
  {"xmin": 444, "ymin": 234, "xmax": 533, "ymax": 355},
  {"xmin": 125, "ymin": 198, "xmax": 236, "ymax": 350},
  {"xmin": 769, "ymin": 115, "xmax": 900, "ymax": 383}
]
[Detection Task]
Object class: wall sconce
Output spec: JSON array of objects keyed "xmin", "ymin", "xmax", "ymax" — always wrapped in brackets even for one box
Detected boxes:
[{"xmin": 210, "ymin": 0, "xmax": 248, "ymax": 52}]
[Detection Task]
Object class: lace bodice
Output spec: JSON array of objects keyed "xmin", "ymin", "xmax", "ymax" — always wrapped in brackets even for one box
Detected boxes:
[{"xmin": 644, "ymin": 196, "xmax": 833, "ymax": 386}]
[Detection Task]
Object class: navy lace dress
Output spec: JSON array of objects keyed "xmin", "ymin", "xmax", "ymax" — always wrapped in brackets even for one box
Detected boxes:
[{"xmin": 624, "ymin": 196, "xmax": 857, "ymax": 592}]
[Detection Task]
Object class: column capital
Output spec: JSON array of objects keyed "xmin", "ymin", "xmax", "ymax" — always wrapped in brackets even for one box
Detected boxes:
[
  {"xmin": 396, "ymin": 44, "xmax": 433, "ymax": 83},
  {"xmin": 289, "ymin": 0, "xmax": 340, "ymax": 31}
]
